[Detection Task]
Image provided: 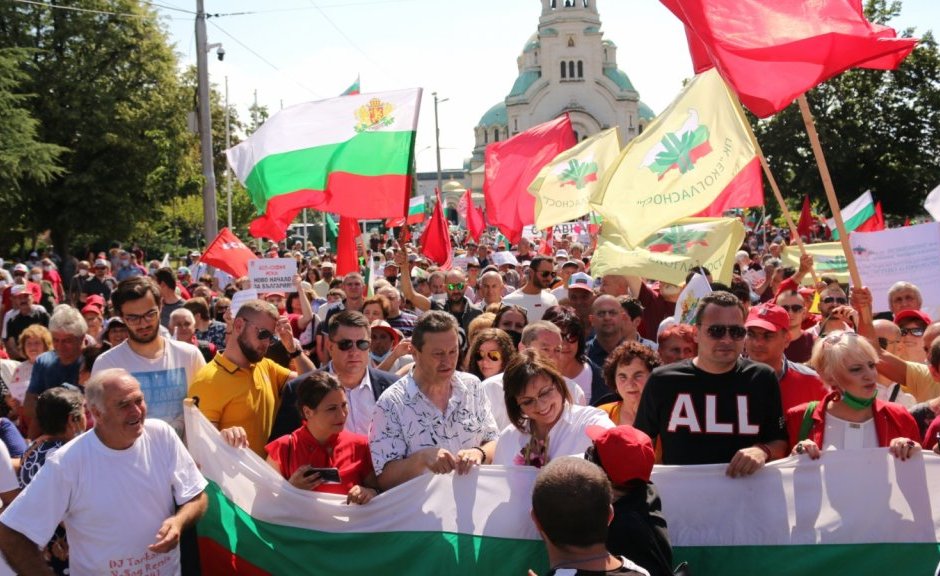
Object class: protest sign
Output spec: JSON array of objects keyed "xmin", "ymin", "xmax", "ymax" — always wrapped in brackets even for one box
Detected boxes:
[
  {"xmin": 674, "ymin": 273, "xmax": 712, "ymax": 324},
  {"xmin": 229, "ymin": 288, "xmax": 258, "ymax": 317},
  {"xmin": 849, "ymin": 223, "xmax": 940, "ymax": 318},
  {"xmin": 248, "ymin": 258, "xmax": 298, "ymax": 293}
]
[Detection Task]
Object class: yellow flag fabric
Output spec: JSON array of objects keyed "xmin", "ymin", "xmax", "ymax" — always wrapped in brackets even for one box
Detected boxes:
[
  {"xmin": 589, "ymin": 68, "xmax": 757, "ymax": 247},
  {"xmin": 528, "ymin": 128, "xmax": 621, "ymax": 230},
  {"xmin": 591, "ymin": 217, "xmax": 746, "ymax": 285},
  {"xmin": 782, "ymin": 243, "xmax": 849, "ymax": 285}
]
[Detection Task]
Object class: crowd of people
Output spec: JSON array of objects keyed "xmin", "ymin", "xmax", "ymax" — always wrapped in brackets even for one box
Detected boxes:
[{"xmin": 0, "ymin": 228, "xmax": 932, "ymax": 574}]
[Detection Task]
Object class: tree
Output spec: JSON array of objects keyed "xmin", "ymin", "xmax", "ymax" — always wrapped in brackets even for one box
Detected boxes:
[
  {"xmin": 0, "ymin": 1, "xmax": 200, "ymax": 254},
  {"xmin": 0, "ymin": 47, "xmax": 65, "ymax": 249},
  {"xmin": 752, "ymin": 0, "xmax": 940, "ymax": 220}
]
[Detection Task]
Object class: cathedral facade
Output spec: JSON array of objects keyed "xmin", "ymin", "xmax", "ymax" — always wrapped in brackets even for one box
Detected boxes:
[{"xmin": 467, "ymin": 0, "xmax": 654, "ymax": 194}]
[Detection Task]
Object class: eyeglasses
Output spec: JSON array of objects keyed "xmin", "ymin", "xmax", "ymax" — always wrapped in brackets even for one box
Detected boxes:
[
  {"xmin": 124, "ymin": 308, "xmax": 159, "ymax": 325},
  {"xmin": 779, "ymin": 304, "xmax": 804, "ymax": 313},
  {"xmin": 244, "ymin": 320, "xmax": 275, "ymax": 341},
  {"xmin": 877, "ymin": 337, "xmax": 900, "ymax": 350},
  {"xmin": 517, "ymin": 386, "xmax": 557, "ymax": 409},
  {"xmin": 447, "ymin": 282, "xmax": 465, "ymax": 291},
  {"xmin": 332, "ymin": 338, "xmax": 371, "ymax": 351},
  {"xmin": 900, "ymin": 327, "xmax": 926, "ymax": 337},
  {"xmin": 476, "ymin": 350, "xmax": 502, "ymax": 363},
  {"xmin": 822, "ymin": 297, "xmax": 848, "ymax": 305},
  {"xmin": 704, "ymin": 324, "xmax": 747, "ymax": 340}
]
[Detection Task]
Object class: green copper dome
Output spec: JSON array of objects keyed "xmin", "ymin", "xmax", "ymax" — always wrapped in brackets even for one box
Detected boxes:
[{"xmin": 479, "ymin": 101, "xmax": 507, "ymax": 127}]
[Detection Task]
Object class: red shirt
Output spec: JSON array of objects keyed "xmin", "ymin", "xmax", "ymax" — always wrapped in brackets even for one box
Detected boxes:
[
  {"xmin": 923, "ymin": 415, "xmax": 940, "ymax": 450},
  {"xmin": 778, "ymin": 360, "xmax": 828, "ymax": 412},
  {"xmin": 786, "ymin": 391, "xmax": 921, "ymax": 448},
  {"xmin": 265, "ymin": 426, "xmax": 374, "ymax": 495},
  {"xmin": 1, "ymin": 282, "xmax": 41, "ymax": 311}
]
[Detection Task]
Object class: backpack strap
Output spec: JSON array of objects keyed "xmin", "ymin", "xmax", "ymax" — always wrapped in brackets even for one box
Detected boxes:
[
  {"xmin": 889, "ymin": 383, "xmax": 901, "ymax": 403},
  {"xmin": 799, "ymin": 401, "xmax": 819, "ymax": 443}
]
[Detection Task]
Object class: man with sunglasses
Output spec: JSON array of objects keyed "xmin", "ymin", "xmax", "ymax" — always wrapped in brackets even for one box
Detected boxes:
[
  {"xmin": 502, "ymin": 256, "xmax": 558, "ymax": 322},
  {"xmin": 634, "ymin": 292, "xmax": 788, "ymax": 477},
  {"xmin": 269, "ymin": 311, "xmax": 399, "ymax": 440},
  {"xmin": 92, "ymin": 276, "xmax": 206, "ymax": 437},
  {"xmin": 894, "ymin": 309, "xmax": 930, "ymax": 364},
  {"xmin": 189, "ymin": 299, "xmax": 313, "ymax": 457},
  {"xmin": 396, "ymin": 251, "xmax": 482, "ymax": 334},
  {"xmin": 775, "ymin": 289, "xmax": 816, "ymax": 363}
]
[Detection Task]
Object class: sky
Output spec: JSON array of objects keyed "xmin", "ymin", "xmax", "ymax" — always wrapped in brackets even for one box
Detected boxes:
[{"xmin": 154, "ymin": 0, "xmax": 940, "ymax": 174}]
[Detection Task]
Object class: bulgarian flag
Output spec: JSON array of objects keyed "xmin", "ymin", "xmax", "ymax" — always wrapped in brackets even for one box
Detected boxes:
[
  {"xmin": 184, "ymin": 403, "xmax": 940, "ymax": 575},
  {"xmin": 386, "ymin": 196, "xmax": 425, "ymax": 228},
  {"xmin": 226, "ymin": 88, "xmax": 422, "ymax": 241},
  {"xmin": 826, "ymin": 190, "xmax": 877, "ymax": 239},
  {"xmin": 341, "ymin": 75, "xmax": 360, "ymax": 96}
]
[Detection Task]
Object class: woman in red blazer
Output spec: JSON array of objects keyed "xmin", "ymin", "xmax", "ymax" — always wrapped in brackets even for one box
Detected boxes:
[{"xmin": 786, "ymin": 331, "xmax": 921, "ymax": 460}]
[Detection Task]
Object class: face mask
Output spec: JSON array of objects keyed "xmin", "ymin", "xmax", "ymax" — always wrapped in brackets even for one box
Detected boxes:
[
  {"xmin": 79, "ymin": 269, "xmax": 89, "ymax": 277},
  {"xmin": 42, "ymin": 265, "xmax": 52, "ymax": 271},
  {"xmin": 120, "ymin": 259, "xmax": 129, "ymax": 266},
  {"xmin": 370, "ymin": 350, "xmax": 391, "ymax": 363},
  {"xmin": 149, "ymin": 268, "xmax": 158, "ymax": 275},
  {"xmin": 30, "ymin": 274, "xmax": 42, "ymax": 282}
]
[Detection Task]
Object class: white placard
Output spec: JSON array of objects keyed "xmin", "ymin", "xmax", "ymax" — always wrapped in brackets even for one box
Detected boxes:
[
  {"xmin": 230, "ymin": 288, "xmax": 258, "ymax": 317},
  {"xmin": 850, "ymin": 223, "xmax": 940, "ymax": 318},
  {"xmin": 248, "ymin": 258, "xmax": 298, "ymax": 293}
]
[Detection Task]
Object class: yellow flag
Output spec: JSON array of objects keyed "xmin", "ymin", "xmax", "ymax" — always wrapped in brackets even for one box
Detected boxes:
[
  {"xmin": 528, "ymin": 128, "xmax": 621, "ymax": 230},
  {"xmin": 589, "ymin": 68, "xmax": 758, "ymax": 247},
  {"xmin": 591, "ymin": 218, "xmax": 746, "ymax": 285},
  {"xmin": 782, "ymin": 243, "xmax": 849, "ymax": 285}
]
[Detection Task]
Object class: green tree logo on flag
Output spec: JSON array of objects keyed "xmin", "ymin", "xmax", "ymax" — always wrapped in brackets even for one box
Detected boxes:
[
  {"xmin": 558, "ymin": 158, "xmax": 599, "ymax": 190},
  {"xmin": 642, "ymin": 110, "xmax": 712, "ymax": 180},
  {"xmin": 643, "ymin": 225, "xmax": 709, "ymax": 255}
]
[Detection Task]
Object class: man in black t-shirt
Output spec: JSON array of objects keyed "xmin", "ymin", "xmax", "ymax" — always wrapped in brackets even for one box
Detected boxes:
[{"xmin": 634, "ymin": 291, "xmax": 788, "ymax": 477}]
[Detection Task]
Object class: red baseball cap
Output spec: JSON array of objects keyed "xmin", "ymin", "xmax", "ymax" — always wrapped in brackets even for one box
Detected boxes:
[
  {"xmin": 585, "ymin": 425, "xmax": 655, "ymax": 484},
  {"xmin": 895, "ymin": 309, "xmax": 932, "ymax": 326},
  {"xmin": 745, "ymin": 303, "xmax": 789, "ymax": 333}
]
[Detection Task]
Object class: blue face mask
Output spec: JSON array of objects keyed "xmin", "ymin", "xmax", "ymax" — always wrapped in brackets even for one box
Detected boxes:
[{"xmin": 370, "ymin": 350, "xmax": 390, "ymax": 364}]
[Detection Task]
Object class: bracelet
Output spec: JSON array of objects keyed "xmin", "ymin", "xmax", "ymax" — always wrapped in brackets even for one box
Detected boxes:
[
  {"xmin": 756, "ymin": 443, "xmax": 772, "ymax": 460},
  {"xmin": 288, "ymin": 349, "xmax": 302, "ymax": 359},
  {"xmin": 472, "ymin": 446, "xmax": 487, "ymax": 464}
]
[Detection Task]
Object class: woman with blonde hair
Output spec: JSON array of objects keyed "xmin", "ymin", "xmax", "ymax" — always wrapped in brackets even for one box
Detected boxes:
[{"xmin": 787, "ymin": 331, "xmax": 920, "ymax": 460}]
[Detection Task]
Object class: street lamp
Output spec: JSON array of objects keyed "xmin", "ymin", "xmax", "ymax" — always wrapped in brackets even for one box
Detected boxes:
[
  {"xmin": 196, "ymin": 0, "xmax": 219, "ymax": 245},
  {"xmin": 432, "ymin": 92, "xmax": 449, "ymax": 196}
]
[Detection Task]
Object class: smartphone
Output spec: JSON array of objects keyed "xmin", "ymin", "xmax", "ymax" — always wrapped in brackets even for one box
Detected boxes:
[{"xmin": 305, "ymin": 467, "xmax": 341, "ymax": 483}]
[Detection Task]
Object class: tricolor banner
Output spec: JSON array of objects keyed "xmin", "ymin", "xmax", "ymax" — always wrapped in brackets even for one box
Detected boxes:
[{"xmin": 184, "ymin": 404, "xmax": 940, "ymax": 575}]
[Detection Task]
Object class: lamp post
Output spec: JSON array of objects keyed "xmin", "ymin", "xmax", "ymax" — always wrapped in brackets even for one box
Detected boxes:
[{"xmin": 432, "ymin": 92, "xmax": 449, "ymax": 196}]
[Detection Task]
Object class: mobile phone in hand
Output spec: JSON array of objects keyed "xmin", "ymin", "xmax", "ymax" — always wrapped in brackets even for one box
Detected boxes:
[{"xmin": 306, "ymin": 467, "xmax": 341, "ymax": 483}]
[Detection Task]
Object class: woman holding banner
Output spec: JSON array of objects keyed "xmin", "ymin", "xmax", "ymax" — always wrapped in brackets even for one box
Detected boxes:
[
  {"xmin": 786, "ymin": 331, "xmax": 921, "ymax": 460},
  {"xmin": 492, "ymin": 350, "xmax": 613, "ymax": 467}
]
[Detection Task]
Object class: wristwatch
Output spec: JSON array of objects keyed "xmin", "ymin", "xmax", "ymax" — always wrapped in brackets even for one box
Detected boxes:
[{"xmin": 288, "ymin": 349, "xmax": 302, "ymax": 359}]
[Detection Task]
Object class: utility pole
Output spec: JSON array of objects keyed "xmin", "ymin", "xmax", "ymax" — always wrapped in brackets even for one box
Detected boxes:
[
  {"xmin": 432, "ymin": 92, "xmax": 448, "ymax": 197},
  {"xmin": 225, "ymin": 75, "xmax": 232, "ymax": 231},
  {"xmin": 195, "ymin": 0, "xmax": 218, "ymax": 244}
]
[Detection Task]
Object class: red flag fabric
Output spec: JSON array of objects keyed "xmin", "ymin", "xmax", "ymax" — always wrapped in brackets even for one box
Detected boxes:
[
  {"xmin": 420, "ymin": 190, "xmax": 453, "ymax": 269},
  {"xmin": 484, "ymin": 114, "xmax": 576, "ymax": 244},
  {"xmin": 904, "ymin": 217, "xmax": 911, "ymax": 227},
  {"xmin": 199, "ymin": 228, "xmax": 258, "ymax": 279},
  {"xmin": 692, "ymin": 157, "xmax": 763, "ymax": 217},
  {"xmin": 797, "ymin": 195, "xmax": 814, "ymax": 238},
  {"xmin": 855, "ymin": 201, "xmax": 886, "ymax": 232},
  {"xmin": 661, "ymin": 0, "xmax": 918, "ymax": 117},
  {"xmin": 335, "ymin": 217, "xmax": 360, "ymax": 276},
  {"xmin": 538, "ymin": 227, "xmax": 554, "ymax": 256},
  {"xmin": 463, "ymin": 188, "xmax": 485, "ymax": 243}
]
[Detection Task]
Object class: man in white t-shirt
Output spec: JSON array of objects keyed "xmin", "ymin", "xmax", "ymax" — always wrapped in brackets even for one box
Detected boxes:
[
  {"xmin": 502, "ymin": 256, "xmax": 558, "ymax": 322},
  {"xmin": 92, "ymin": 276, "xmax": 205, "ymax": 436},
  {"xmin": 0, "ymin": 369, "xmax": 207, "ymax": 576}
]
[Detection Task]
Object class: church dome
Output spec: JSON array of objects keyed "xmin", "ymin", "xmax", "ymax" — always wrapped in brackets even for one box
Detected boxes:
[
  {"xmin": 478, "ymin": 101, "xmax": 507, "ymax": 127},
  {"xmin": 523, "ymin": 32, "xmax": 540, "ymax": 53},
  {"xmin": 638, "ymin": 101, "xmax": 656, "ymax": 121}
]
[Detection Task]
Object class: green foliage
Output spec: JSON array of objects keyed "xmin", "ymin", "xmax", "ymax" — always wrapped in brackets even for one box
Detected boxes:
[{"xmin": 753, "ymin": 5, "xmax": 940, "ymax": 220}]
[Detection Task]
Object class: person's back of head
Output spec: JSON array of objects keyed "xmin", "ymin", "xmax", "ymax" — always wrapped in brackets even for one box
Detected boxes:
[{"xmin": 532, "ymin": 456, "xmax": 611, "ymax": 550}]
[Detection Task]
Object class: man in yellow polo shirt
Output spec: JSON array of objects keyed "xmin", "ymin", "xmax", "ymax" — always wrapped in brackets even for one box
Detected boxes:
[{"xmin": 189, "ymin": 299, "xmax": 314, "ymax": 457}]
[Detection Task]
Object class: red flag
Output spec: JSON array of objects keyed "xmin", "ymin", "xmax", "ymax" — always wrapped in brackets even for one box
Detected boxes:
[
  {"xmin": 797, "ymin": 195, "xmax": 814, "ymax": 238},
  {"xmin": 335, "ymin": 217, "xmax": 360, "ymax": 276},
  {"xmin": 420, "ymin": 190, "xmax": 453, "ymax": 269},
  {"xmin": 484, "ymin": 114, "xmax": 576, "ymax": 244},
  {"xmin": 463, "ymin": 188, "xmax": 485, "ymax": 243},
  {"xmin": 856, "ymin": 201, "xmax": 886, "ymax": 232},
  {"xmin": 692, "ymin": 157, "xmax": 763, "ymax": 217},
  {"xmin": 661, "ymin": 0, "xmax": 918, "ymax": 117},
  {"xmin": 539, "ymin": 227, "xmax": 554, "ymax": 256},
  {"xmin": 904, "ymin": 217, "xmax": 911, "ymax": 227},
  {"xmin": 199, "ymin": 227, "xmax": 258, "ymax": 279}
]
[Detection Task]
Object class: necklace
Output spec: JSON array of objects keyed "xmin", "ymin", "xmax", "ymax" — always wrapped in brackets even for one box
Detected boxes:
[{"xmin": 551, "ymin": 552, "xmax": 613, "ymax": 571}]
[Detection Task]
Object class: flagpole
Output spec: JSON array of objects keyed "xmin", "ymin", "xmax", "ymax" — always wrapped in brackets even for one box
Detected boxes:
[{"xmin": 797, "ymin": 95, "xmax": 863, "ymax": 290}]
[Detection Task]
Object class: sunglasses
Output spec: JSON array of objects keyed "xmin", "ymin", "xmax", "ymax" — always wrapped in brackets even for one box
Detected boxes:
[
  {"xmin": 447, "ymin": 282, "xmax": 465, "ymax": 291},
  {"xmin": 779, "ymin": 304, "xmax": 804, "ymax": 313},
  {"xmin": 477, "ymin": 350, "xmax": 502, "ymax": 363},
  {"xmin": 245, "ymin": 320, "xmax": 275, "ymax": 341},
  {"xmin": 537, "ymin": 270, "xmax": 554, "ymax": 278},
  {"xmin": 877, "ymin": 337, "xmax": 900, "ymax": 350},
  {"xmin": 561, "ymin": 332, "xmax": 580, "ymax": 343},
  {"xmin": 704, "ymin": 324, "xmax": 747, "ymax": 340},
  {"xmin": 822, "ymin": 297, "xmax": 848, "ymax": 305},
  {"xmin": 333, "ymin": 338, "xmax": 371, "ymax": 351},
  {"xmin": 900, "ymin": 327, "xmax": 926, "ymax": 337}
]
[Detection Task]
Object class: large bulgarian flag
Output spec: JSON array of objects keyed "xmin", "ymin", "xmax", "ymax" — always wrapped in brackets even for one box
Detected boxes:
[
  {"xmin": 184, "ymin": 402, "xmax": 940, "ymax": 575},
  {"xmin": 226, "ymin": 88, "xmax": 422, "ymax": 241}
]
